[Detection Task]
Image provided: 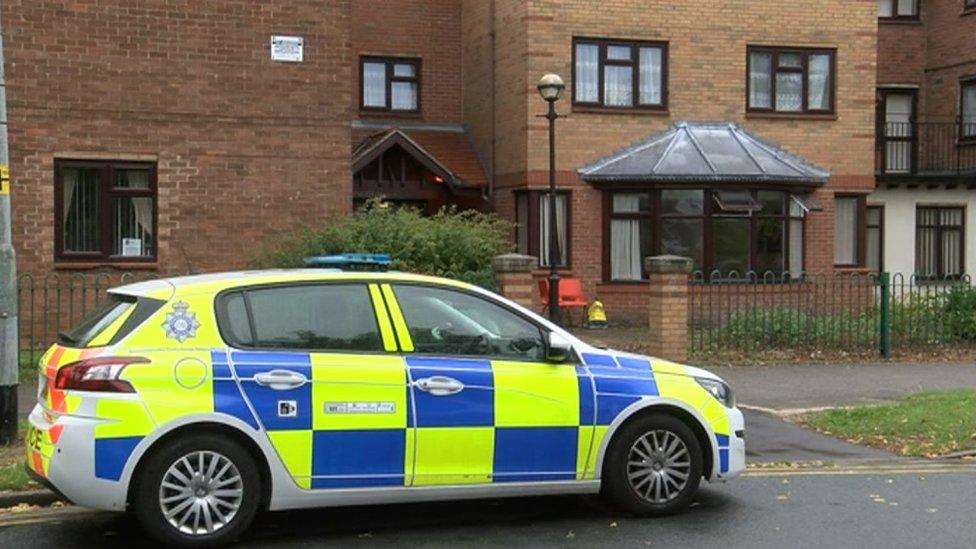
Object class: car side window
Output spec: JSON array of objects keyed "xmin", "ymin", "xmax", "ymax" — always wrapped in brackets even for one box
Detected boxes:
[
  {"xmin": 392, "ymin": 284, "xmax": 547, "ymax": 361},
  {"xmin": 217, "ymin": 284, "xmax": 383, "ymax": 352}
]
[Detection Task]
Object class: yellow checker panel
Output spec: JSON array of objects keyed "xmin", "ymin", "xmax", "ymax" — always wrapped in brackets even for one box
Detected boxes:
[
  {"xmin": 654, "ymin": 372, "xmax": 729, "ymax": 436},
  {"xmin": 577, "ymin": 425, "xmax": 610, "ymax": 480},
  {"xmin": 129, "ymin": 350, "xmax": 215, "ymax": 426},
  {"xmin": 492, "ymin": 361, "xmax": 579, "ymax": 427},
  {"xmin": 93, "ymin": 399, "xmax": 156, "ymax": 439},
  {"xmin": 311, "ymin": 354, "xmax": 407, "ymax": 431},
  {"xmin": 268, "ymin": 430, "xmax": 313, "ymax": 490},
  {"xmin": 412, "ymin": 427, "xmax": 493, "ymax": 486}
]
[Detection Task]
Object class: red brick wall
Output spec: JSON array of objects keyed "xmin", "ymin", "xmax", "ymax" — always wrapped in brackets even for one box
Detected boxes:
[
  {"xmin": 352, "ymin": 0, "xmax": 462, "ymax": 124},
  {"xmin": 464, "ymin": 0, "xmax": 879, "ymax": 321},
  {"xmin": 921, "ymin": 2, "xmax": 976, "ymax": 121},
  {"xmin": 3, "ymin": 0, "xmax": 352, "ymax": 276}
]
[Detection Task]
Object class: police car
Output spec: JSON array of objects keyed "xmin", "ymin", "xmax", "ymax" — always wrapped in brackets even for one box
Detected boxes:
[{"xmin": 26, "ymin": 256, "xmax": 744, "ymax": 546}]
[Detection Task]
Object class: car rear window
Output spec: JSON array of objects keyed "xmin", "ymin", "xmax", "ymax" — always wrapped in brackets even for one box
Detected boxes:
[
  {"xmin": 216, "ymin": 284, "xmax": 383, "ymax": 352},
  {"xmin": 58, "ymin": 294, "xmax": 164, "ymax": 347}
]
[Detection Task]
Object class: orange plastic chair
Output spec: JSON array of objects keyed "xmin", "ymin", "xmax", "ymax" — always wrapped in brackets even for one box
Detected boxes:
[{"xmin": 537, "ymin": 278, "xmax": 589, "ymax": 324}]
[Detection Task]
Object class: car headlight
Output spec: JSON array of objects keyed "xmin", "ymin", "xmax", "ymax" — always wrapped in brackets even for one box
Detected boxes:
[{"xmin": 695, "ymin": 377, "xmax": 735, "ymax": 408}]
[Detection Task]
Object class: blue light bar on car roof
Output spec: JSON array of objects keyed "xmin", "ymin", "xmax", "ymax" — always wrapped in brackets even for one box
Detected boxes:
[{"xmin": 303, "ymin": 253, "xmax": 392, "ymax": 272}]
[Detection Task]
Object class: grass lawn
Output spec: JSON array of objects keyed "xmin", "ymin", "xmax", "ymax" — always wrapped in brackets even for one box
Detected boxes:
[
  {"xmin": 0, "ymin": 421, "xmax": 37, "ymax": 492},
  {"xmin": 801, "ymin": 389, "xmax": 976, "ymax": 457}
]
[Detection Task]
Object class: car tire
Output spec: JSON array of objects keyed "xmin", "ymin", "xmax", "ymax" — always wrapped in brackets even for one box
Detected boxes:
[
  {"xmin": 601, "ymin": 413, "xmax": 703, "ymax": 516},
  {"xmin": 132, "ymin": 433, "xmax": 262, "ymax": 548}
]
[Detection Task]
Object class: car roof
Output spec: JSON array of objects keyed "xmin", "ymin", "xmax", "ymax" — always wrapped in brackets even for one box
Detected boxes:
[{"xmin": 110, "ymin": 269, "xmax": 471, "ymax": 301}]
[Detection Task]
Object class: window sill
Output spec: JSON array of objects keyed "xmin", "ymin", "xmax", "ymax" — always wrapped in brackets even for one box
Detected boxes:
[
  {"xmin": 746, "ymin": 111, "xmax": 837, "ymax": 121},
  {"xmin": 833, "ymin": 266, "xmax": 872, "ymax": 274},
  {"xmin": 878, "ymin": 18, "xmax": 922, "ymax": 25},
  {"xmin": 571, "ymin": 105, "xmax": 669, "ymax": 116},
  {"xmin": 962, "ymin": 7, "xmax": 976, "ymax": 17},
  {"xmin": 54, "ymin": 261, "xmax": 158, "ymax": 271},
  {"xmin": 357, "ymin": 110, "xmax": 423, "ymax": 120}
]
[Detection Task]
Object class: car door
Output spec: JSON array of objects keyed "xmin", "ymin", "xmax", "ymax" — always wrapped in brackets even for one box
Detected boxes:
[
  {"xmin": 219, "ymin": 282, "xmax": 412, "ymax": 490},
  {"xmin": 382, "ymin": 282, "xmax": 592, "ymax": 486}
]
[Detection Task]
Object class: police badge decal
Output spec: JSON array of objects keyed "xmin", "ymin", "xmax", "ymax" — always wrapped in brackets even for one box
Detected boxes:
[{"xmin": 162, "ymin": 300, "xmax": 201, "ymax": 343}]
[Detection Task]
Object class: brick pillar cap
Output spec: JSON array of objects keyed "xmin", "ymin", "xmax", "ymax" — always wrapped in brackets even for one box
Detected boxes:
[
  {"xmin": 492, "ymin": 253, "xmax": 539, "ymax": 273},
  {"xmin": 644, "ymin": 255, "xmax": 693, "ymax": 274}
]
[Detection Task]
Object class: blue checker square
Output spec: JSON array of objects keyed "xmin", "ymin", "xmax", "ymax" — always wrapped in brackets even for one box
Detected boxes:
[
  {"xmin": 581, "ymin": 353, "xmax": 617, "ymax": 367},
  {"xmin": 232, "ymin": 352, "xmax": 312, "ymax": 431},
  {"xmin": 211, "ymin": 350, "xmax": 233, "ymax": 379},
  {"xmin": 407, "ymin": 357, "xmax": 494, "ymax": 427},
  {"xmin": 493, "ymin": 427, "xmax": 578, "ymax": 482},
  {"xmin": 214, "ymin": 380, "xmax": 259, "ymax": 430},
  {"xmin": 596, "ymin": 394, "xmax": 642, "ymax": 425},
  {"xmin": 94, "ymin": 436, "xmax": 143, "ymax": 481},
  {"xmin": 615, "ymin": 356, "xmax": 652, "ymax": 371},
  {"xmin": 576, "ymin": 367, "xmax": 595, "ymax": 425},
  {"xmin": 593, "ymin": 375, "xmax": 658, "ymax": 398},
  {"xmin": 719, "ymin": 449, "xmax": 730, "ymax": 473},
  {"xmin": 312, "ymin": 430, "xmax": 405, "ymax": 488}
]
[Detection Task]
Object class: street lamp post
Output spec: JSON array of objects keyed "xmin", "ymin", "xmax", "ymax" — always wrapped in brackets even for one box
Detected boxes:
[{"xmin": 537, "ymin": 74, "xmax": 564, "ymax": 324}]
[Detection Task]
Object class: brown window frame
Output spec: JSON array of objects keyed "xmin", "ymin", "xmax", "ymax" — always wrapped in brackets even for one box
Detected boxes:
[
  {"xmin": 959, "ymin": 78, "xmax": 976, "ymax": 141},
  {"xmin": 878, "ymin": 0, "xmax": 920, "ymax": 20},
  {"xmin": 515, "ymin": 190, "xmax": 571, "ymax": 269},
  {"xmin": 571, "ymin": 37, "xmax": 668, "ymax": 111},
  {"xmin": 602, "ymin": 189, "xmax": 805, "ymax": 282},
  {"xmin": 866, "ymin": 205, "xmax": 885, "ymax": 273},
  {"xmin": 833, "ymin": 194, "xmax": 867, "ymax": 268},
  {"xmin": 359, "ymin": 56, "xmax": 421, "ymax": 113},
  {"xmin": 915, "ymin": 206, "xmax": 966, "ymax": 279},
  {"xmin": 54, "ymin": 159, "xmax": 158, "ymax": 264},
  {"xmin": 746, "ymin": 46, "xmax": 836, "ymax": 116}
]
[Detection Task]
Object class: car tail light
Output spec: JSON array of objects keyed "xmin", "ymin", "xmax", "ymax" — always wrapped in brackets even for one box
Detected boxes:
[{"xmin": 54, "ymin": 357, "xmax": 150, "ymax": 393}]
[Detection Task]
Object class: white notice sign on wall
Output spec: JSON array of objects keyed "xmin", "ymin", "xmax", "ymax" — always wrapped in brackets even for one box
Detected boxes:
[{"xmin": 271, "ymin": 35, "xmax": 304, "ymax": 62}]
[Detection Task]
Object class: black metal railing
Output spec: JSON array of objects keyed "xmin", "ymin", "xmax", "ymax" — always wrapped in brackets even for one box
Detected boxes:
[
  {"xmin": 876, "ymin": 120, "xmax": 976, "ymax": 177},
  {"xmin": 688, "ymin": 271, "xmax": 976, "ymax": 356},
  {"xmin": 16, "ymin": 271, "xmax": 165, "ymax": 372}
]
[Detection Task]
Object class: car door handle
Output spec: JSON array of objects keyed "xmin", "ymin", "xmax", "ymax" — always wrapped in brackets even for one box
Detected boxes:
[
  {"xmin": 253, "ymin": 369, "xmax": 308, "ymax": 390},
  {"xmin": 414, "ymin": 376, "xmax": 464, "ymax": 396}
]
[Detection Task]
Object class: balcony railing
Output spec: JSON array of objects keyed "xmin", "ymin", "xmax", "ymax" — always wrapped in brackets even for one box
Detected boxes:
[{"xmin": 875, "ymin": 120, "xmax": 976, "ymax": 178}]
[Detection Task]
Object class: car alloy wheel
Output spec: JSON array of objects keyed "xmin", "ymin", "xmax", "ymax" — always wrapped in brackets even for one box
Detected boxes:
[
  {"xmin": 159, "ymin": 450, "xmax": 245, "ymax": 536},
  {"xmin": 626, "ymin": 429, "xmax": 691, "ymax": 503}
]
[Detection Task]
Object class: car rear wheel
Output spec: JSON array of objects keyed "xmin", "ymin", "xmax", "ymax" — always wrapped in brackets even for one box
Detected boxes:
[
  {"xmin": 133, "ymin": 433, "xmax": 261, "ymax": 548},
  {"xmin": 601, "ymin": 413, "xmax": 703, "ymax": 516}
]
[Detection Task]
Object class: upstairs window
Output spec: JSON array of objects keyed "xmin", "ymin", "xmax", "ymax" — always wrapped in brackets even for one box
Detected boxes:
[
  {"xmin": 55, "ymin": 160, "xmax": 156, "ymax": 263},
  {"xmin": 878, "ymin": 0, "xmax": 919, "ymax": 19},
  {"xmin": 961, "ymin": 79, "xmax": 976, "ymax": 139},
  {"xmin": 965, "ymin": 0, "xmax": 976, "ymax": 11},
  {"xmin": 573, "ymin": 38, "xmax": 667, "ymax": 110},
  {"xmin": 360, "ymin": 57, "xmax": 420, "ymax": 113},
  {"xmin": 748, "ymin": 47, "xmax": 835, "ymax": 114}
]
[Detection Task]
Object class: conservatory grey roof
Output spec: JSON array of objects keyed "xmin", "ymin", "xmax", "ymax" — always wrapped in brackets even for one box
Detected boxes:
[{"xmin": 578, "ymin": 121, "xmax": 830, "ymax": 185}]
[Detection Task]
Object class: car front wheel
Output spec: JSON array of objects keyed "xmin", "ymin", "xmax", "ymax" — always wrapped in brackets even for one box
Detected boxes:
[
  {"xmin": 133, "ymin": 433, "xmax": 262, "ymax": 548},
  {"xmin": 602, "ymin": 413, "xmax": 703, "ymax": 516}
]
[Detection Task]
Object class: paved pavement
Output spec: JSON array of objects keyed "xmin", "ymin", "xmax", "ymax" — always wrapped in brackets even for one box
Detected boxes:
[
  {"xmin": 2, "ymin": 467, "xmax": 974, "ymax": 548},
  {"xmin": 742, "ymin": 409, "xmax": 892, "ymax": 462},
  {"xmin": 710, "ymin": 361, "xmax": 976, "ymax": 410}
]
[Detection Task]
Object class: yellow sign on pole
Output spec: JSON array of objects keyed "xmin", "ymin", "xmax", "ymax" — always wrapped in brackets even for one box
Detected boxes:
[{"xmin": 0, "ymin": 165, "xmax": 8, "ymax": 195}]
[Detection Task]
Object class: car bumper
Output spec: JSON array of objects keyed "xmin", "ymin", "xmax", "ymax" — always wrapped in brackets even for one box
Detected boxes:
[
  {"xmin": 25, "ymin": 404, "xmax": 129, "ymax": 511},
  {"xmin": 715, "ymin": 407, "xmax": 746, "ymax": 480}
]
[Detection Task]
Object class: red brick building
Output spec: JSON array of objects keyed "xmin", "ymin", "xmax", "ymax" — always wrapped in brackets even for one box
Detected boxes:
[{"xmin": 2, "ymin": 1, "xmax": 973, "ymax": 322}]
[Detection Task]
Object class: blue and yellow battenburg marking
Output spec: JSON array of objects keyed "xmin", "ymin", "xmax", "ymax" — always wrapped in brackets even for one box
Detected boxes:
[{"xmin": 173, "ymin": 347, "xmax": 733, "ymax": 490}]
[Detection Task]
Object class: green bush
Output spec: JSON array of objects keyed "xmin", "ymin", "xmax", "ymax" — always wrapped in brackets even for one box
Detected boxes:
[
  {"xmin": 259, "ymin": 200, "xmax": 512, "ymax": 289},
  {"xmin": 942, "ymin": 285, "xmax": 976, "ymax": 342},
  {"xmin": 710, "ymin": 308, "xmax": 878, "ymax": 350}
]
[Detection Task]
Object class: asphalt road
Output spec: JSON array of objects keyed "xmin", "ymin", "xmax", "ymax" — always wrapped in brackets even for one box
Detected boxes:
[{"xmin": 2, "ymin": 467, "xmax": 974, "ymax": 548}]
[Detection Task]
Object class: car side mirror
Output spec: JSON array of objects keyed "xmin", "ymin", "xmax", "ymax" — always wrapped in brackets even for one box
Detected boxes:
[{"xmin": 546, "ymin": 332, "xmax": 573, "ymax": 363}]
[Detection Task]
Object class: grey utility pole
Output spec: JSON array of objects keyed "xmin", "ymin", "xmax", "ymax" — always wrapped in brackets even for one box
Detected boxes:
[{"xmin": 0, "ymin": 10, "xmax": 18, "ymax": 446}]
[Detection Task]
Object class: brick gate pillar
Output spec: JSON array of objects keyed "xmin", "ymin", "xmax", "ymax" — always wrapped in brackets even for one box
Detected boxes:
[
  {"xmin": 645, "ymin": 255, "xmax": 693, "ymax": 362},
  {"xmin": 492, "ymin": 253, "xmax": 539, "ymax": 310}
]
